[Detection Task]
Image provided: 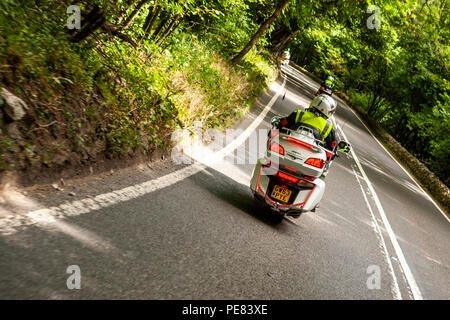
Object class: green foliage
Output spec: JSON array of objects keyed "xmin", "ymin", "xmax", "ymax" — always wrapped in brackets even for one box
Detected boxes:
[
  {"xmin": 0, "ymin": 0, "xmax": 276, "ymax": 173},
  {"xmin": 286, "ymin": 0, "xmax": 449, "ymax": 186},
  {"xmin": 167, "ymin": 32, "xmax": 275, "ymax": 130}
]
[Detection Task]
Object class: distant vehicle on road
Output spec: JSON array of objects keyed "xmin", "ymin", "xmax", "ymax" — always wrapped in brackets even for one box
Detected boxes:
[{"xmin": 281, "ymin": 49, "xmax": 290, "ymax": 65}]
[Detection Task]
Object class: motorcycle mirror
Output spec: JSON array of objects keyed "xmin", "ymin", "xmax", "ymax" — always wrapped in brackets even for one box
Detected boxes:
[
  {"xmin": 336, "ymin": 140, "xmax": 351, "ymax": 153},
  {"xmin": 259, "ymin": 158, "xmax": 270, "ymax": 166},
  {"xmin": 271, "ymin": 116, "xmax": 280, "ymax": 126}
]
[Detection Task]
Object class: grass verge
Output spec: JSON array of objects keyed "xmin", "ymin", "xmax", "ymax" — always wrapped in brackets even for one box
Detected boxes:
[{"xmin": 0, "ymin": 2, "xmax": 277, "ymax": 186}]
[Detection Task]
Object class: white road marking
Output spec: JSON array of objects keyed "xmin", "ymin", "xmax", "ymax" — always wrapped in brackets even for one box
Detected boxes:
[
  {"xmin": 350, "ymin": 164, "xmax": 403, "ymax": 300},
  {"xmin": 287, "ymin": 64, "xmax": 446, "ymax": 222},
  {"xmin": 271, "ymin": 66, "xmax": 416, "ymax": 299},
  {"xmin": 336, "ymin": 124, "xmax": 424, "ymax": 300},
  {"xmin": 344, "ymin": 105, "xmax": 449, "ymax": 223},
  {"xmin": 0, "ymin": 77, "xmax": 287, "ymax": 236},
  {"xmin": 285, "ymin": 64, "xmax": 427, "ymax": 299}
]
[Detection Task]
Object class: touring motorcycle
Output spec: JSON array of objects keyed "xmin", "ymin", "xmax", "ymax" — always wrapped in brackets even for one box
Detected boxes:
[
  {"xmin": 250, "ymin": 116, "xmax": 350, "ymax": 222},
  {"xmin": 281, "ymin": 52, "xmax": 290, "ymax": 65},
  {"xmin": 315, "ymin": 85, "xmax": 333, "ymax": 96}
]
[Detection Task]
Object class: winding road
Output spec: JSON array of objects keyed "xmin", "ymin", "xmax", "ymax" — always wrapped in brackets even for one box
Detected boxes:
[{"xmin": 0, "ymin": 65, "xmax": 448, "ymax": 299}]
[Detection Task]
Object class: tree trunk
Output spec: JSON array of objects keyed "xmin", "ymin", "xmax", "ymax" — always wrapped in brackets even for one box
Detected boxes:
[
  {"xmin": 231, "ymin": 0, "xmax": 291, "ymax": 65},
  {"xmin": 70, "ymin": 5, "xmax": 106, "ymax": 42},
  {"xmin": 363, "ymin": 53, "xmax": 375, "ymax": 69},
  {"xmin": 143, "ymin": 4, "xmax": 161, "ymax": 35},
  {"xmin": 117, "ymin": 0, "xmax": 139, "ymax": 24},
  {"xmin": 151, "ymin": 11, "xmax": 169, "ymax": 40},
  {"xmin": 121, "ymin": 0, "xmax": 150, "ymax": 29},
  {"xmin": 156, "ymin": 14, "xmax": 181, "ymax": 46},
  {"xmin": 102, "ymin": 22, "xmax": 138, "ymax": 48}
]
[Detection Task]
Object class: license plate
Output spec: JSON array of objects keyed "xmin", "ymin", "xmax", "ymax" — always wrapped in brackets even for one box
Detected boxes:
[{"xmin": 271, "ymin": 185, "xmax": 292, "ymax": 203}]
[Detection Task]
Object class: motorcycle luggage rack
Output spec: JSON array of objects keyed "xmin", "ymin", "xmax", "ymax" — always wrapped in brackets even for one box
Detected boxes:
[
  {"xmin": 283, "ymin": 126, "xmax": 326, "ymax": 149},
  {"xmin": 295, "ymin": 126, "xmax": 315, "ymax": 137}
]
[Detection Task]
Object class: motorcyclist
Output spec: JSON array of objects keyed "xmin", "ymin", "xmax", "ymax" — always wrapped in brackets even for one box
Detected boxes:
[
  {"xmin": 273, "ymin": 94, "xmax": 338, "ymax": 152},
  {"xmin": 316, "ymin": 75, "xmax": 336, "ymax": 96},
  {"xmin": 281, "ymin": 48, "xmax": 290, "ymax": 65}
]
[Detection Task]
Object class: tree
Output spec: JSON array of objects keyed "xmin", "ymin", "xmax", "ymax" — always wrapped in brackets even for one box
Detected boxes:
[
  {"xmin": 231, "ymin": 0, "xmax": 291, "ymax": 65},
  {"xmin": 121, "ymin": 0, "xmax": 151, "ymax": 30}
]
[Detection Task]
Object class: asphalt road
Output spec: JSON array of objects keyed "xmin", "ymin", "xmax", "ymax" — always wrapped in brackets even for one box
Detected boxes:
[{"xmin": 0, "ymin": 65, "xmax": 448, "ymax": 299}]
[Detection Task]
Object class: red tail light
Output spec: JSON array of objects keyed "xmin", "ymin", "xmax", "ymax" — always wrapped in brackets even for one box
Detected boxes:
[
  {"xmin": 303, "ymin": 175, "xmax": 316, "ymax": 181},
  {"xmin": 286, "ymin": 136, "xmax": 314, "ymax": 150},
  {"xmin": 305, "ymin": 158, "xmax": 324, "ymax": 168},
  {"xmin": 284, "ymin": 165, "xmax": 296, "ymax": 172},
  {"xmin": 321, "ymin": 86, "xmax": 325, "ymax": 90},
  {"xmin": 277, "ymin": 171, "xmax": 299, "ymax": 183},
  {"xmin": 270, "ymin": 142, "xmax": 284, "ymax": 155}
]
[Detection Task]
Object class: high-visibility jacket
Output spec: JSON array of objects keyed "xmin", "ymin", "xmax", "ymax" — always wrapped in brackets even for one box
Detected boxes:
[{"xmin": 283, "ymin": 110, "xmax": 333, "ymax": 141}]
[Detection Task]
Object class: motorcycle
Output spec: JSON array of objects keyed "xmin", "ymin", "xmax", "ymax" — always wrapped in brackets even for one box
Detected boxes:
[
  {"xmin": 281, "ymin": 52, "xmax": 290, "ymax": 66},
  {"xmin": 315, "ymin": 85, "xmax": 333, "ymax": 96},
  {"xmin": 249, "ymin": 116, "xmax": 350, "ymax": 222}
]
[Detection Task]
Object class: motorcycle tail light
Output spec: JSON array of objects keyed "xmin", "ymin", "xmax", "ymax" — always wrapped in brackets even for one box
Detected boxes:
[
  {"xmin": 284, "ymin": 165, "xmax": 296, "ymax": 172},
  {"xmin": 286, "ymin": 136, "xmax": 314, "ymax": 150},
  {"xmin": 277, "ymin": 171, "xmax": 299, "ymax": 183},
  {"xmin": 270, "ymin": 142, "xmax": 284, "ymax": 155},
  {"xmin": 303, "ymin": 175, "xmax": 315, "ymax": 181},
  {"xmin": 305, "ymin": 158, "xmax": 324, "ymax": 168}
]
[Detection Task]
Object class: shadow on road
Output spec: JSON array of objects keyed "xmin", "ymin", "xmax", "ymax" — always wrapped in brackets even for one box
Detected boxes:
[{"xmin": 188, "ymin": 165, "xmax": 300, "ymax": 230}]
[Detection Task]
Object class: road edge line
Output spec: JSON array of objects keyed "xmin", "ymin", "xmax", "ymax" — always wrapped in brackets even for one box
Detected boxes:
[
  {"xmin": 350, "ymin": 164, "xmax": 403, "ymax": 300},
  {"xmin": 345, "ymin": 106, "xmax": 449, "ymax": 223},
  {"xmin": 336, "ymin": 124, "xmax": 424, "ymax": 300}
]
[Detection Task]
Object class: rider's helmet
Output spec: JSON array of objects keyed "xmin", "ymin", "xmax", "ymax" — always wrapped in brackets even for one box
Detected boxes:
[
  {"xmin": 309, "ymin": 95, "xmax": 337, "ymax": 118},
  {"xmin": 325, "ymin": 76, "xmax": 335, "ymax": 88}
]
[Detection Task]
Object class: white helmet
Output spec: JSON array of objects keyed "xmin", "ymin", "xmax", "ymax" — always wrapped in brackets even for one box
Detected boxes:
[{"xmin": 309, "ymin": 94, "xmax": 337, "ymax": 118}]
